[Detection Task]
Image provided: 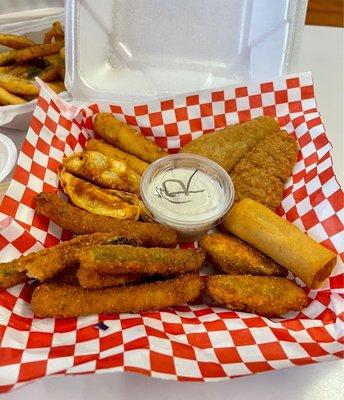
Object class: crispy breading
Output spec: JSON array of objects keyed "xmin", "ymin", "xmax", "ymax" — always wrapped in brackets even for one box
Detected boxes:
[
  {"xmin": 0, "ymin": 260, "xmax": 27, "ymax": 289},
  {"xmin": 230, "ymin": 130, "xmax": 298, "ymax": 210},
  {"xmin": 180, "ymin": 116, "xmax": 279, "ymax": 172},
  {"xmin": 31, "ymin": 273, "xmax": 202, "ymax": 317},
  {"xmin": 199, "ymin": 233, "xmax": 287, "ymax": 277},
  {"xmin": 35, "ymin": 193, "xmax": 177, "ymax": 247},
  {"xmin": 0, "ymin": 86, "xmax": 26, "ymax": 105},
  {"xmin": 79, "ymin": 245, "xmax": 205, "ymax": 276},
  {"xmin": 205, "ymin": 275, "xmax": 307, "ymax": 317},
  {"xmin": 77, "ymin": 268, "xmax": 142, "ymax": 289},
  {"xmin": 94, "ymin": 113, "xmax": 167, "ymax": 163},
  {"xmin": 62, "ymin": 151, "xmax": 141, "ymax": 194},
  {"xmin": 12, "ymin": 41, "xmax": 64, "ymax": 63},
  {"xmin": 0, "ymin": 33, "xmax": 36, "ymax": 49},
  {"xmin": 86, "ymin": 139, "xmax": 149, "ymax": 175}
]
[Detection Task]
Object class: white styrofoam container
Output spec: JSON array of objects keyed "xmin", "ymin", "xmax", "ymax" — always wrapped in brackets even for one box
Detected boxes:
[
  {"xmin": 0, "ymin": 7, "xmax": 70, "ymax": 130},
  {"xmin": 65, "ymin": 0, "xmax": 308, "ymax": 103}
]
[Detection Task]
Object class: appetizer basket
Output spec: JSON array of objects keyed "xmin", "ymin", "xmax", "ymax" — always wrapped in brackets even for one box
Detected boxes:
[{"xmin": 0, "ymin": 72, "xmax": 343, "ymax": 393}]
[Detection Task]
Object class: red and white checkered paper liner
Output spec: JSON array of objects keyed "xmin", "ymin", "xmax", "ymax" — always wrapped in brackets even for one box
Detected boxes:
[{"xmin": 0, "ymin": 72, "xmax": 343, "ymax": 393}]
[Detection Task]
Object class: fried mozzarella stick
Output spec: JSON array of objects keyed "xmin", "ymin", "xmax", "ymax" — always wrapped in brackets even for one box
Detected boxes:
[
  {"xmin": 206, "ymin": 275, "xmax": 307, "ymax": 317},
  {"xmin": 77, "ymin": 268, "xmax": 142, "ymax": 289},
  {"xmin": 32, "ymin": 273, "xmax": 202, "ymax": 317},
  {"xmin": 94, "ymin": 113, "xmax": 167, "ymax": 163},
  {"xmin": 86, "ymin": 139, "xmax": 149, "ymax": 175},
  {"xmin": 63, "ymin": 151, "xmax": 141, "ymax": 194},
  {"xmin": 0, "ymin": 232, "xmax": 141, "ymax": 287},
  {"xmin": 35, "ymin": 193, "xmax": 177, "ymax": 247},
  {"xmin": 199, "ymin": 233, "xmax": 287, "ymax": 277},
  {"xmin": 180, "ymin": 116, "xmax": 279, "ymax": 172},
  {"xmin": 79, "ymin": 245, "xmax": 205, "ymax": 276}
]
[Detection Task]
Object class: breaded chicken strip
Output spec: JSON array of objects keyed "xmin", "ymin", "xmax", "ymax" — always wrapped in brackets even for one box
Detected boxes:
[
  {"xmin": 180, "ymin": 116, "xmax": 279, "ymax": 172},
  {"xmin": 77, "ymin": 268, "xmax": 142, "ymax": 289},
  {"xmin": 35, "ymin": 193, "xmax": 177, "ymax": 247},
  {"xmin": 31, "ymin": 273, "xmax": 202, "ymax": 317},
  {"xmin": 79, "ymin": 245, "xmax": 205, "ymax": 276},
  {"xmin": 205, "ymin": 275, "xmax": 307, "ymax": 317},
  {"xmin": 230, "ymin": 130, "xmax": 298, "ymax": 210},
  {"xmin": 199, "ymin": 233, "xmax": 287, "ymax": 277}
]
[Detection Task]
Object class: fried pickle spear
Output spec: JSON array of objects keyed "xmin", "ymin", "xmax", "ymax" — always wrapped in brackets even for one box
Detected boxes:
[
  {"xmin": 86, "ymin": 139, "xmax": 149, "ymax": 175},
  {"xmin": 77, "ymin": 268, "xmax": 142, "ymax": 289},
  {"xmin": 0, "ymin": 33, "xmax": 36, "ymax": 49},
  {"xmin": 0, "ymin": 260, "xmax": 27, "ymax": 289},
  {"xmin": 230, "ymin": 130, "xmax": 298, "ymax": 210},
  {"xmin": 79, "ymin": 245, "xmax": 205, "ymax": 276},
  {"xmin": 205, "ymin": 275, "xmax": 307, "ymax": 317},
  {"xmin": 94, "ymin": 113, "xmax": 167, "ymax": 163},
  {"xmin": 180, "ymin": 116, "xmax": 279, "ymax": 172},
  {"xmin": 35, "ymin": 193, "xmax": 177, "ymax": 247},
  {"xmin": 199, "ymin": 233, "xmax": 287, "ymax": 277},
  {"xmin": 32, "ymin": 273, "xmax": 202, "ymax": 317},
  {"xmin": 59, "ymin": 169, "xmax": 140, "ymax": 220},
  {"xmin": 63, "ymin": 151, "xmax": 141, "ymax": 194}
]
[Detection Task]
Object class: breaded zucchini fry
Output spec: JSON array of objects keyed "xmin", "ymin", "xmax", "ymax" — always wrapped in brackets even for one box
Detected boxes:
[
  {"xmin": 77, "ymin": 268, "xmax": 142, "ymax": 289},
  {"xmin": 0, "ymin": 86, "xmax": 26, "ymax": 105},
  {"xmin": 59, "ymin": 169, "xmax": 140, "ymax": 220},
  {"xmin": 12, "ymin": 41, "xmax": 64, "ymax": 63},
  {"xmin": 205, "ymin": 275, "xmax": 307, "ymax": 317},
  {"xmin": 94, "ymin": 113, "xmax": 167, "ymax": 163},
  {"xmin": 86, "ymin": 139, "xmax": 149, "ymax": 175},
  {"xmin": 79, "ymin": 245, "xmax": 205, "ymax": 276},
  {"xmin": 199, "ymin": 233, "xmax": 287, "ymax": 277},
  {"xmin": 35, "ymin": 192, "xmax": 178, "ymax": 247},
  {"xmin": 32, "ymin": 273, "xmax": 202, "ymax": 317},
  {"xmin": 0, "ymin": 33, "xmax": 35, "ymax": 49},
  {"xmin": 63, "ymin": 151, "xmax": 141, "ymax": 194}
]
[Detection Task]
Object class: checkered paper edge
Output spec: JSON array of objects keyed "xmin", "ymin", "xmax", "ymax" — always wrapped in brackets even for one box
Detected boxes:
[{"xmin": 0, "ymin": 72, "xmax": 343, "ymax": 393}]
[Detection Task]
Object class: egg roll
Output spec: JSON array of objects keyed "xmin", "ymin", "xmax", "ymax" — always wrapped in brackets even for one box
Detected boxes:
[{"xmin": 223, "ymin": 198, "xmax": 337, "ymax": 289}]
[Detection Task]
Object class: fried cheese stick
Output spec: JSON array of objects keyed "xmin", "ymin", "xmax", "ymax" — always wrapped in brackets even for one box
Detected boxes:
[
  {"xmin": 31, "ymin": 273, "xmax": 202, "ymax": 317},
  {"xmin": 205, "ymin": 275, "xmax": 307, "ymax": 317},
  {"xmin": 94, "ymin": 113, "xmax": 167, "ymax": 163},
  {"xmin": 79, "ymin": 245, "xmax": 205, "ymax": 276},
  {"xmin": 35, "ymin": 193, "xmax": 177, "ymax": 247},
  {"xmin": 77, "ymin": 268, "xmax": 142, "ymax": 289},
  {"xmin": 199, "ymin": 233, "xmax": 287, "ymax": 277}
]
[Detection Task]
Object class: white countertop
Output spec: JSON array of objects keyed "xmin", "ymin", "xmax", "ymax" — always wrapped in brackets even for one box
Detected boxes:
[{"xmin": 2, "ymin": 25, "xmax": 344, "ymax": 400}]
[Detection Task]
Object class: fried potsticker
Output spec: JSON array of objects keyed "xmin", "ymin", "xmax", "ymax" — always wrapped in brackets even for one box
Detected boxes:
[
  {"xmin": 199, "ymin": 233, "xmax": 287, "ymax": 277},
  {"xmin": 32, "ymin": 273, "xmax": 202, "ymax": 317},
  {"xmin": 205, "ymin": 275, "xmax": 307, "ymax": 317}
]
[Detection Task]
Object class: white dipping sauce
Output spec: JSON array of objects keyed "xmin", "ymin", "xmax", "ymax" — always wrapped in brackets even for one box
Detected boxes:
[{"xmin": 147, "ymin": 167, "xmax": 224, "ymax": 222}]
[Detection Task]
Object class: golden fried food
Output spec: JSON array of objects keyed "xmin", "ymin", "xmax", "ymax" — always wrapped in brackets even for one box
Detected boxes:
[
  {"xmin": 44, "ymin": 21, "xmax": 64, "ymax": 44},
  {"xmin": 205, "ymin": 275, "xmax": 307, "ymax": 317},
  {"xmin": 0, "ymin": 86, "xmax": 26, "ymax": 105},
  {"xmin": 0, "ymin": 33, "xmax": 35, "ymax": 49},
  {"xmin": 0, "ymin": 74, "xmax": 39, "ymax": 95},
  {"xmin": 79, "ymin": 245, "xmax": 205, "ymax": 276},
  {"xmin": 223, "ymin": 198, "xmax": 337, "ymax": 289},
  {"xmin": 60, "ymin": 46, "xmax": 65, "ymax": 60},
  {"xmin": 230, "ymin": 130, "xmax": 298, "ymax": 210},
  {"xmin": 59, "ymin": 169, "xmax": 140, "ymax": 221},
  {"xmin": 77, "ymin": 268, "xmax": 142, "ymax": 289},
  {"xmin": 46, "ymin": 81, "xmax": 65, "ymax": 93},
  {"xmin": 43, "ymin": 53, "xmax": 65, "ymax": 80},
  {"xmin": 0, "ymin": 260, "xmax": 27, "ymax": 289},
  {"xmin": 63, "ymin": 151, "xmax": 141, "ymax": 194},
  {"xmin": 35, "ymin": 193, "xmax": 178, "ymax": 247},
  {"xmin": 0, "ymin": 50, "xmax": 15, "ymax": 66},
  {"xmin": 86, "ymin": 139, "xmax": 149, "ymax": 175},
  {"xmin": 38, "ymin": 66, "xmax": 59, "ymax": 82},
  {"xmin": 94, "ymin": 113, "xmax": 167, "ymax": 163},
  {"xmin": 180, "ymin": 116, "xmax": 279, "ymax": 172},
  {"xmin": 32, "ymin": 273, "xmax": 202, "ymax": 317},
  {"xmin": 12, "ymin": 41, "xmax": 64, "ymax": 63},
  {"xmin": 199, "ymin": 233, "xmax": 287, "ymax": 277}
]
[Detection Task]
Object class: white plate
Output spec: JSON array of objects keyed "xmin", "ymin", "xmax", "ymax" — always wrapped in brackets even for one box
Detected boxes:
[{"xmin": 0, "ymin": 132, "xmax": 17, "ymax": 182}]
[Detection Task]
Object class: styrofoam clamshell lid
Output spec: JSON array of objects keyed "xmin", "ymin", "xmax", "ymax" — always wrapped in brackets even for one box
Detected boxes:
[
  {"xmin": 65, "ymin": 0, "xmax": 307, "ymax": 103},
  {"xmin": 0, "ymin": 133, "xmax": 17, "ymax": 183}
]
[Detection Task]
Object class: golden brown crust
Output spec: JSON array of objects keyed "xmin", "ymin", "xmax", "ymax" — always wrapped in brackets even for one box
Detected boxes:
[
  {"xmin": 79, "ymin": 245, "xmax": 205, "ymax": 276},
  {"xmin": 205, "ymin": 275, "xmax": 307, "ymax": 317},
  {"xmin": 77, "ymin": 268, "xmax": 142, "ymax": 289},
  {"xmin": 34, "ymin": 193, "xmax": 178, "ymax": 247},
  {"xmin": 0, "ymin": 260, "xmax": 27, "ymax": 289},
  {"xmin": 199, "ymin": 233, "xmax": 287, "ymax": 277},
  {"xmin": 31, "ymin": 273, "xmax": 202, "ymax": 317}
]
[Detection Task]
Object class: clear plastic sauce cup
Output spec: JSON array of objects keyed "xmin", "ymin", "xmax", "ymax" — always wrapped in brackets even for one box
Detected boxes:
[{"xmin": 140, "ymin": 154, "xmax": 235, "ymax": 242}]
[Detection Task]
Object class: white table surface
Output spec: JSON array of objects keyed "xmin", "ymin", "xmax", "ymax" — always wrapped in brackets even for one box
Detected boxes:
[{"xmin": 1, "ymin": 25, "xmax": 344, "ymax": 399}]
